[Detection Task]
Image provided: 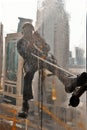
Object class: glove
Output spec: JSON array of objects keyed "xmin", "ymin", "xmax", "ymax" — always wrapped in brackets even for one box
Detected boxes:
[
  {"xmin": 65, "ymin": 72, "xmax": 87, "ymax": 93},
  {"xmin": 77, "ymin": 72, "xmax": 87, "ymax": 86}
]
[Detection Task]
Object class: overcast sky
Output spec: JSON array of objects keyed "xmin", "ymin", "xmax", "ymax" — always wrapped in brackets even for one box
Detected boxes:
[
  {"xmin": 0, "ymin": 0, "xmax": 87, "ymax": 54},
  {"xmin": 65, "ymin": 0, "xmax": 87, "ymax": 52},
  {"xmin": 0, "ymin": 0, "xmax": 37, "ymax": 34}
]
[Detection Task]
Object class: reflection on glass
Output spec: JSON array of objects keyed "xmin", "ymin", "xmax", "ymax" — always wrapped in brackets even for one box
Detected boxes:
[
  {"xmin": 0, "ymin": 0, "xmax": 86, "ymax": 129},
  {"xmin": 6, "ymin": 41, "xmax": 18, "ymax": 81}
]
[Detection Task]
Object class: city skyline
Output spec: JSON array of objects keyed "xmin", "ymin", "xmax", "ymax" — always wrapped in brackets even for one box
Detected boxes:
[{"xmin": 0, "ymin": 0, "xmax": 86, "ymax": 55}]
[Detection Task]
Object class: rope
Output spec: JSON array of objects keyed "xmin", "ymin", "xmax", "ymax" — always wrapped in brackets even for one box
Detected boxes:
[
  {"xmin": 40, "ymin": 69, "xmax": 43, "ymax": 130},
  {"xmin": 37, "ymin": 48, "xmax": 44, "ymax": 130},
  {"xmin": 31, "ymin": 53, "xmax": 76, "ymax": 77}
]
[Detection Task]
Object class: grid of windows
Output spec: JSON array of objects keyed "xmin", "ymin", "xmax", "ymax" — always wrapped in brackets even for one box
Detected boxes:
[{"xmin": 4, "ymin": 85, "xmax": 16, "ymax": 94}]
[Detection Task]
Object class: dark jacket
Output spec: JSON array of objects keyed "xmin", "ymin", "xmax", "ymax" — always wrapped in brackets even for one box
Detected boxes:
[{"xmin": 17, "ymin": 33, "xmax": 50, "ymax": 72}]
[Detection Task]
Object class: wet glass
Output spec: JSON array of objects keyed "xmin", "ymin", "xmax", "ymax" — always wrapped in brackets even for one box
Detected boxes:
[{"xmin": 0, "ymin": 0, "xmax": 87, "ymax": 130}]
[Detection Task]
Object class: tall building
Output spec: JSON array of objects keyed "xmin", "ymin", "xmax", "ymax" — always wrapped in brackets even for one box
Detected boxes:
[
  {"xmin": 36, "ymin": 0, "xmax": 69, "ymax": 69},
  {"xmin": 3, "ymin": 18, "xmax": 33, "ymax": 106},
  {"xmin": 34, "ymin": 0, "xmax": 69, "ymax": 109},
  {"xmin": 3, "ymin": 33, "xmax": 22, "ymax": 106},
  {"xmin": 17, "ymin": 17, "xmax": 33, "ymax": 32},
  {"xmin": 75, "ymin": 47, "xmax": 85, "ymax": 65}
]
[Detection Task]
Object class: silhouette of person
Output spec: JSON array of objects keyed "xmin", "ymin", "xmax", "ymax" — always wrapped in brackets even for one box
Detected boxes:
[{"xmin": 17, "ymin": 22, "xmax": 87, "ymax": 118}]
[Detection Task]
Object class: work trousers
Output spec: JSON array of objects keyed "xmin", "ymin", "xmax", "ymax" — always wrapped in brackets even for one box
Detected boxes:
[{"xmin": 23, "ymin": 56, "xmax": 76, "ymax": 101}]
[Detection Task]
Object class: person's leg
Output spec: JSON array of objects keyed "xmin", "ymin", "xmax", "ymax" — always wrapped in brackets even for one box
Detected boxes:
[
  {"xmin": 23, "ymin": 72, "xmax": 34, "ymax": 101},
  {"xmin": 18, "ymin": 71, "xmax": 35, "ymax": 118},
  {"xmin": 41, "ymin": 56, "xmax": 87, "ymax": 93}
]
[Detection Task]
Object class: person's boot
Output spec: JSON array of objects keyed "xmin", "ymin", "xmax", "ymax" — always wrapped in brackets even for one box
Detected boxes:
[
  {"xmin": 18, "ymin": 100, "xmax": 29, "ymax": 118},
  {"xmin": 65, "ymin": 72, "xmax": 87, "ymax": 93}
]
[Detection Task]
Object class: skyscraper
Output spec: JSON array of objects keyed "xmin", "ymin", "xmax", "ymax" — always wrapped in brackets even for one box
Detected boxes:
[{"xmin": 36, "ymin": 0, "xmax": 69, "ymax": 69}]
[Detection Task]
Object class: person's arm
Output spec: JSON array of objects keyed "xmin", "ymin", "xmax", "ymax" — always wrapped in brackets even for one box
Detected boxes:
[
  {"xmin": 17, "ymin": 39, "xmax": 28, "ymax": 59},
  {"xmin": 33, "ymin": 31, "xmax": 50, "ymax": 56}
]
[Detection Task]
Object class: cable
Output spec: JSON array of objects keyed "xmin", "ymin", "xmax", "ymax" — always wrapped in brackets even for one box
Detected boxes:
[
  {"xmin": 40, "ymin": 69, "xmax": 44, "ymax": 130},
  {"xmin": 37, "ymin": 49, "xmax": 44, "ymax": 130}
]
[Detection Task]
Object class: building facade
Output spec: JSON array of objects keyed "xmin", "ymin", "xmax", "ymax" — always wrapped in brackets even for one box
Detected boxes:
[
  {"xmin": 36, "ymin": 0, "xmax": 69, "ymax": 69},
  {"xmin": 34, "ymin": 0, "xmax": 69, "ymax": 107},
  {"xmin": 3, "ymin": 18, "xmax": 33, "ymax": 106}
]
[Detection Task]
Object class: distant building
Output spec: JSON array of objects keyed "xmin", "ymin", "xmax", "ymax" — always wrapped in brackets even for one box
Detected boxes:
[
  {"xmin": 33, "ymin": 0, "xmax": 70, "ymax": 110},
  {"xmin": 3, "ymin": 32, "xmax": 22, "ymax": 106},
  {"xmin": 3, "ymin": 18, "xmax": 33, "ymax": 106},
  {"xmin": 69, "ymin": 51, "xmax": 75, "ymax": 66},
  {"xmin": 75, "ymin": 47, "xmax": 85, "ymax": 66},
  {"xmin": 17, "ymin": 17, "xmax": 33, "ymax": 32}
]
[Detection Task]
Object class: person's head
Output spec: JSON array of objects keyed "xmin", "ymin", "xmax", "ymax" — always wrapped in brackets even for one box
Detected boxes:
[{"xmin": 22, "ymin": 22, "xmax": 34, "ymax": 38}]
